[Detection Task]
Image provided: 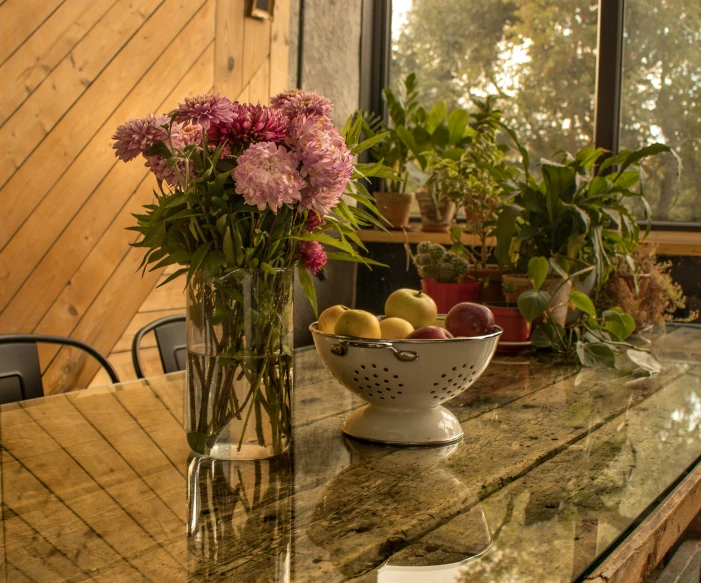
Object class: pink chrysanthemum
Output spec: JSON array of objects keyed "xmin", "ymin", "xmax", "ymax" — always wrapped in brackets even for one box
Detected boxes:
[
  {"xmin": 209, "ymin": 103, "xmax": 288, "ymax": 147},
  {"xmin": 144, "ymin": 155, "xmax": 179, "ymax": 186},
  {"xmin": 179, "ymin": 123, "xmax": 204, "ymax": 146},
  {"xmin": 112, "ymin": 114, "xmax": 169, "ymax": 162},
  {"xmin": 305, "ymin": 210, "xmax": 325, "ymax": 231},
  {"xmin": 288, "ymin": 115, "xmax": 353, "ymax": 214},
  {"xmin": 175, "ymin": 93, "xmax": 235, "ymax": 130},
  {"xmin": 297, "ymin": 240, "xmax": 327, "ymax": 274},
  {"xmin": 233, "ymin": 142, "xmax": 304, "ymax": 211},
  {"xmin": 271, "ymin": 90, "xmax": 333, "ymax": 119}
]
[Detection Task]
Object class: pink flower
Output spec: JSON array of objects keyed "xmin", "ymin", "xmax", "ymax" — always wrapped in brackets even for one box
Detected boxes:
[
  {"xmin": 179, "ymin": 123, "xmax": 204, "ymax": 146},
  {"xmin": 233, "ymin": 142, "xmax": 304, "ymax": 211},
  {"xmin": 271, "ymin": 90, "xmax": 333, "ymax": 119},
  {"xmin": 144, "ymin": 155, "xmax": 179, "ymax": 185},
  {"xmin": 305, "ymin": 210, "xmax": 325, "ymax": 231},
  {"xmin": 209, "ymin": 103, "xmax": 288, "ymax": 147},
  {"xmin": 175, "ymin": 93, "xmax": 235, "ymax": 130},
  {"xmin": 288, "ymin": 115, "xmax": 353, "ymax": 214},
  {"xmin": 112, "ymin": 114, "xmax": 169, "ymax": 162},
  {"xmin": 298, "ymin": 240, "xmax": 327, "ymax": 274}
]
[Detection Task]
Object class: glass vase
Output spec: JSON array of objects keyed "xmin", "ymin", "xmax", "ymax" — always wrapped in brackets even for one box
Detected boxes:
[{"xmin": 186, "ymin": 268, "xmax": 294, "ymax": 460}]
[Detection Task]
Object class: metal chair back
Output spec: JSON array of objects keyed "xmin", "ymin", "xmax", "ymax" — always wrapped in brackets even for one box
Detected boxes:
[
  {"xmin": 0, "ymin": 335, "xmax": 120, "ymax": 404},
  {"xmin": 131, "ymin": 315, "xmax": 186, "ymax": 379}
]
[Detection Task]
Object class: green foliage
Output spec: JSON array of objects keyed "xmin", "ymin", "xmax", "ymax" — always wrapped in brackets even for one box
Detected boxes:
[
  {"xmin": 413, "ymin": 241, "xmax": 470, "ymax": 283},
  {"xmin": 493, "ymin": 144, "xmax": 675, "ymax": 292}
]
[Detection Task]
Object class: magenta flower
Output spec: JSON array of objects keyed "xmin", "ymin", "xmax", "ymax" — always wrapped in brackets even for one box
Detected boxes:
[
  {"xmin": 209, "ymin": 103, "xmax": 287, "ymax": 147},
  {"xmin": 288, "ymin": 115, "xmax": 353, "ymax": 213},
  {"xmin": 112, "ymin": 114, "xmax": 169, "ymax": 162},
  {"xmin": 298, "ymin": 240, "xmax": 327, "ymax": 274},
  {"xmin": 233, "ymin": 142, "xmax": 304, "ymax": 211},
  {"xmin": 175, "ymin": 93, "xmax": 235, "ymax": 130},
  {"xmin": 144, "ymin": 155, "xmax": 179, "ymax": 186},
  {"xmin": 305, "ymin": 210, "xmax": 325, "ymax": 231},
  {"xmin": 179, "ymin": 123, "xmax": 204, "ymax": 146},
  {"xmin": 271, "ymin": 90, "xmax": 333, "ymax": 119}
]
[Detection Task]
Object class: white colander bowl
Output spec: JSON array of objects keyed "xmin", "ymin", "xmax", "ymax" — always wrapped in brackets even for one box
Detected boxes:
[{"xmin": 310, "ymin": 323, "xmax": 502, "ymax": 445}]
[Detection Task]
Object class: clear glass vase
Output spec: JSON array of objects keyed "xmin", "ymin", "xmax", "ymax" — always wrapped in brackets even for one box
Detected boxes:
[
  {"xmin": 186, "ymin": 453, "xmax": 292, "ymax": 579},
  {"xmin": 185, "ymin": 268, "xmax": 294, "ymax": 460}
]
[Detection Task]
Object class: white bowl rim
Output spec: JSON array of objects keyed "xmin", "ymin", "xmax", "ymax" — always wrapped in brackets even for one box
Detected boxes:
[{"xmin": 309, "ymin": 322, "xmax": 503, "ymax": 344}]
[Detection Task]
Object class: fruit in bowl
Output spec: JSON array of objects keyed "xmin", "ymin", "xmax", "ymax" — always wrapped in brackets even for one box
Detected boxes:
[
  {"xmin": 385, "ymin": 289, "xmax": 437, "ymax": 329},
  {"xmin": 333, "ymin": 309, "xmax": 381, "ymax": 339},
  {"xmin": 406, "ymin": 326, "xmax": 454, "ymax": 340},
  {"xmin": 318, "ymin": 304, "xmax": 350, "ymax": 333},
  {"xmin": 379, "ymin": 317, "xmax": 414, "ymax": 340},
  {"xmin": 445, "ymin": 302, "xmax": 495, "ymax": 338}
]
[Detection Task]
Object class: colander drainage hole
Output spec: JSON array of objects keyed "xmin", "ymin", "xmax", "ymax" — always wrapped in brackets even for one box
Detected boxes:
[
  {"xmin": 354, "ymin": 370, "xmax": 359, "ymax": 374},
  {"xmin": 361, "ymin": 365, "xmax": 366, "ymax": 369},
  {"xmin": 354, "ymin": 378, "xmax": 358, "ymax": 382},
  {"xmin": 397, "ymin": 391, "xmax": 403, "ymax": 395},
  {"xmin": 433, "ymin": 396, "xmax": 438, "ymax": 399},
  {"xmin": 469, "ymin": 365, "xmax": 474, "ymax": 370},
  {"xmin": 451, "ymin": 367, "xmax": 457, "ymax": 371},
  {"xmin": 391, "ymin": 396, "xmax": 395, "ymax": 399},
  {"xmin": 442, "ymin": 388, "xmax": 447, "ymax": 391},
  {"xmin": 368, "ymin": 393, "xmax": 373, "ymax": 396},
  {"xmin": 430, "ymin": 390, "xmax": 436, "ymax": 394},
  {"xmin": 433, "ymin": 382, "xmax": 439, "ymax": 386},
  {"xmin": 383, "ymin": 367, "xmax": 389, "ymax": 372},
  {"xmin": 462, "ymin": 364, "xmax": 467, "ymax": 369},
  {"xmin": 398, "ymin": 383, "xmax": 404, "ymax": 387},
  {"xmin": 371, "ymin": 364, "xmax": 377, "ymax": 369},
  {"xmin": 375, "ymin": 383, "xmax": 380, "ymax": 387},
  {"xmin": 393, "ymin": 374, "xmax": 399, "ymax": 379},
  {"xmin": 385, "ymin": 388, "xmax": 391, "ymax": 392},
  {"xmin": 373, "ymin": 374, "xmax": 378, "ymax": 378},
  {"xmin": 441, "ymin": 374, "xmax": 446, "ymax": 378},
  {"xmin": 364, "ymin": 377, "xmax": 370, "ymax": 381},
  {"xmin": 384, "ymin": 379, "xmax": 389, "ymax": 384}
]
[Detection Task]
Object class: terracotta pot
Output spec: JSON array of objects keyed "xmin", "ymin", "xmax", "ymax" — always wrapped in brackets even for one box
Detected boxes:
[
  {"xmin": 415, "ymin": 190, "xmax": 456, "ymax": 233},
  {"xmin": 421, "ymin": 279, "xmax": 481, "ymax": 314},
  {"xmin": 373, "ymin": 192, "xmax": 414, "ymax": 230},
  {"xmin": 501, "ymin": 275, "xmax": 572, "ymax": 328},
  {"xmin": 619, "ymin": 272, "xmax": 651, "ymax": 298},
  {"xmin": 486, "ymin": 303, "xmax": 531, "ymax": 343}
]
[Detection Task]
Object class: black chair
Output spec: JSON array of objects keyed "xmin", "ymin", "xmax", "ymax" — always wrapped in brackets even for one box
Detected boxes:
[
  {"xmin": 131, "ymin": 315, "xmax": 187, "ymax": 379},
  {"xmin": 0, "ymin": 334, "xmax": 120, "ymax": 405}
]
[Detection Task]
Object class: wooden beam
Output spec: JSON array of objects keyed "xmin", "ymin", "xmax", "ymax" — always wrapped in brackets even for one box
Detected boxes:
[{"xmin": 584, "ymin": 461, "xmax": 701, "ymax": 583}]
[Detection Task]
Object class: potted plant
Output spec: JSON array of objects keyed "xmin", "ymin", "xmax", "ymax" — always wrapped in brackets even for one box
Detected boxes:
[
  {"xmin": 357, "ymin": 73, "xmax": 421, "ymax": 229},
  {"xmin": 598, "ymin": 245, "xmax": 697, "ymax": 330},
  {"xmin": 494, "ymin": 143, "xmax": 678, "ymax": 326},
  {"xmin": 412, "ymin": 242, "xmax": 480, "ymax": 313}
]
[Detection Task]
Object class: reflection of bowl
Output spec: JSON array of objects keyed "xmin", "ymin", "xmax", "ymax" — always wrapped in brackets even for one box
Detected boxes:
[{"xmin": 310, "ymin": 323, "xmax": 502, "ymax": 445}]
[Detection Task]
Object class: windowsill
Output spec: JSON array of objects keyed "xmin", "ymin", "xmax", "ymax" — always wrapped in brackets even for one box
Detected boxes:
[{"xmin": 357, "ymin": 226, "xmax": 701, "ymax": 256}]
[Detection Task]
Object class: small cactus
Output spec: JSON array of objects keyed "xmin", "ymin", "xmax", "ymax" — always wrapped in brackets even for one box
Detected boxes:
[{"xmin": 413, "ymin": 242, "xmax": 470, "ymax": 283}]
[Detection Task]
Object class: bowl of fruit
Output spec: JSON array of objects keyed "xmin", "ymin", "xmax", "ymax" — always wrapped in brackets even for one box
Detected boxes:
[{"xmin": 310, "ymin": 289, "xmax": 502, "ymax": 445}]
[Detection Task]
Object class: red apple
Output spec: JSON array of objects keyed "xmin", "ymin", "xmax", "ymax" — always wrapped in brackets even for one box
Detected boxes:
[
  {"xmin": 406, "ymin": 326, "xmax": 454, "ymax": 340},
  {"xmin": 445, "ymin": 303, "xmax": 496, "ymax": 337}
]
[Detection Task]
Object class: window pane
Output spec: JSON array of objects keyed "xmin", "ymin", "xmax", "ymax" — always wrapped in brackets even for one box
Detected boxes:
[
  {"xmin": 391, "ymin": 0, "xmax": 599, "ymax": 169},
  {"xmin": 621, "ymin": 1, "xmax": 701, "ymax": 221}
]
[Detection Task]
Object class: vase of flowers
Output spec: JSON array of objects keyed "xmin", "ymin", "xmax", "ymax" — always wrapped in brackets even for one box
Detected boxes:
[{"xmin": 113, "ymin": 91, "xmax": 390, "ymax": 459}]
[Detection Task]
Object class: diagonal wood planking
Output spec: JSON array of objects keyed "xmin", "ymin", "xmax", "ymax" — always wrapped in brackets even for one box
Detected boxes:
[{"xmin": 0, "ymin": 0, "xmax": 291, "ymax": 394}]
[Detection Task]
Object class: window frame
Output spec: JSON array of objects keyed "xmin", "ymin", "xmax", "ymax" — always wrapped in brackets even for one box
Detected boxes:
[{"xmin": 360, "ymin": 0, "xmax": 699, "ymax": 232}]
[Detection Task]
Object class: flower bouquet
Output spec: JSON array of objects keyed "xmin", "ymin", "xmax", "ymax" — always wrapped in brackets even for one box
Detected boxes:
[{"xmin": 113, "ymin": 91, "xmax": 390, "ymax": 459}]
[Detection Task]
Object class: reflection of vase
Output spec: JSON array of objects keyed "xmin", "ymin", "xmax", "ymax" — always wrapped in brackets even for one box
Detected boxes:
[
  {"xmin": 187, "ymin": 453, "xmax": 292, "ymax": 581},
  {"xmin": 186, "ymin": 268, "xmax": 294, "ymax": 460},
  {"xmin": 415, "ymin": 190, "xmax": 456, "ymax": 232},
  {"xmin": 305, "ymin": 442, "xmax": 492, "ymax": 578}
]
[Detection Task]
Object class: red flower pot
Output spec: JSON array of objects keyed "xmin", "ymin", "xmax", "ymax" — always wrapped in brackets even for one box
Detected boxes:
[
  {"xmin": 421, "ymin": 279, "xmax": 481, "ymax": 314},
  {"xmin": 486, "ymin": 304, "xmax": 531, "ymax": 344}
]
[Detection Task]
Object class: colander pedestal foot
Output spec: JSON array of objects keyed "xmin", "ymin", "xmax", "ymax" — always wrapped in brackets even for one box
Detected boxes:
[{"xmin": 341, "ymin": 404, "xmax": 464, "ymax": 446}]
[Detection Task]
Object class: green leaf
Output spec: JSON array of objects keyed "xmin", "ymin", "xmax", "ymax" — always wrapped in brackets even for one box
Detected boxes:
[
  {"xmin": 260, "ymin": 261, "xmax": 277, "ymax": 275},
  {"xmin": 351, "ymin": 131, "xmax": 391, "ymax": 156},
  {"xmin": 325, "ymin": 252, "xmax": 387, "ymax": 267},
  {"xmin": 298, "ymin": 266, "xmax": 318, "ymax": 317},
  {"xmin": 143, "ymin": 141, "xmax": 171, "ymax": 158},
  {"xmin": 527, "ymin": 256, "xmax": 549, "ymax": 292},
  {"xmin": 223, "ymin": 226, "xmax": 236, "ymax": 265},
  {"xmin": 157, "ymin": 267, "xmax": 188, "ymax": 287},
  {"xmin": 626, "ymin": 349, "xmax": 662, "ymax": 374},
  {"xmin": 447, "ymin": 109, "xmax": 469, "ymax": 144},
  {"xmin": 424, "ymin": 102, "xmax": 448, "ymax": 134},
  {"xmin": 517, "ymin": 289, "xmax": 551, "ymax": 323},
  {"xmin": 569, "ymin": 291, "xmax": 596, "ymax": 317},
  {"xmin": 187, "ymin": 241, "xmax": 212, "ymax": 283},
  {"xmin": 576, "ymin": 342, "xmax": 616, "ymax": 369},
  {"xmin": 603, "ymin": 309, "xmax": 636, "ymax": 341},
  {"xmin": 494, "ymin": 204, "xmax": 523, "ymax": 268}
]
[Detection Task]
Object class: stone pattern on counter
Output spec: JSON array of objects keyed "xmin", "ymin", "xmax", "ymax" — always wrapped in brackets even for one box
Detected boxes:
[{"xmin": 1, "ymin": 328, "xmax": 701, "ymax": 581}]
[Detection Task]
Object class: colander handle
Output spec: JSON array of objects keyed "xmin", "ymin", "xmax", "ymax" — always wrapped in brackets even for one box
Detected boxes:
[{"xmin": 330, "ymin": 341, "xmax": 419, "ymax": 362}]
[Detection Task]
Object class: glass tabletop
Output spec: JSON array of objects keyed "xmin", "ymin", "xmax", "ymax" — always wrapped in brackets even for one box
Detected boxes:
[{"xmin": 2, "ymin": 326, "xmax": 701, "ymax": 582}]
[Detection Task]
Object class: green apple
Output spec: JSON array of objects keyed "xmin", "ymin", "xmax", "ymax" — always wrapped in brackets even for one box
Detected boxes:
[
  {"xmin": 334, "ymin": 310, "xmax": 381, "ymax": 339},
  {"xmin": 384, "ymin": 289, "xmax": 437, "ymax": 329},
  {"xmin": 379, "ymin": 317, "xmax": 414, "ymax": 339},
  {"xmin": 317, "ymin": 304, "xmax": 350, "ymax": 333}
]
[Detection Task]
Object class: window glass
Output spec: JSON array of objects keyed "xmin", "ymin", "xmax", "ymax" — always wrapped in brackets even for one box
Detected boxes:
[
  {"xmin": 391, "ymin": 0, "xmax": 599, "ymax": 171},
  {"xmin": 620, "ymin": 1, "xmax": 701, "ymax": 221}
]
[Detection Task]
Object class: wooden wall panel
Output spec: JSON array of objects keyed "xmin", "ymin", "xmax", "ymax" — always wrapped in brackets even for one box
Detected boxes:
[{"xmin": 0, "ymin": 0, "xmax": 291, "ymax": 394}]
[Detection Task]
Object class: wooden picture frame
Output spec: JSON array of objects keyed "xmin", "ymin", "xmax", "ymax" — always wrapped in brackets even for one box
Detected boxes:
[{"xmin": 248, "ymin": 0, "xmax": 275, "ymax": 20}]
